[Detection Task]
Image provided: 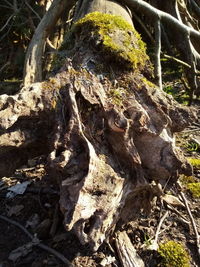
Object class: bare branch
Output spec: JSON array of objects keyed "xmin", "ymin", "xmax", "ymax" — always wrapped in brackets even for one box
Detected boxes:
[
  {"xmin": 132, "ymin": 10, "xmax": 154, "ymax": 43},
  {"xmin": 122, "ymin": 0, "xmax": 200, "ymax": 39},
  {"xmin": 23, "ymin": 0, "xmax": 76, "ymax": 86},
  {"xmin": 0, "ymin": 14, "xmax": 14, "ymax": 32},
  {"xmin": 3, "ymin": 0, "xmax": 13, "ymax": 8},
  {"xmin": 25, "ymin": 0, "xmax": 42, "ymax": 21},
  {"xmin": 154, "ymin": 19, "xmax": 162, "ymax": 90}
]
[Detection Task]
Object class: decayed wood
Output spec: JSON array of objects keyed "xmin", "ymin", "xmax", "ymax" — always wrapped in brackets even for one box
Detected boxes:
[
  {"xmin": 0, "ymin": 62, "xmax": 194, "ymax": 250},
  {"xmin": 115, "ymin": 231, "xmax": 145, "ymax": 267},
  {"xmin": 0, "ymin": 0, "xmax": 196, "ymax": 252}
]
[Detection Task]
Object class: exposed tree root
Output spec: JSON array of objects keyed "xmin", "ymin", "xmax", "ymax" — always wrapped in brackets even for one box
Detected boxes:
[
  {"xmin": 0, "ymin": 0, "xmax": 198, "ymax": 252},
  {"xmin": 0, "ymin": 61, "xmax": 195, "ymax": 249}
]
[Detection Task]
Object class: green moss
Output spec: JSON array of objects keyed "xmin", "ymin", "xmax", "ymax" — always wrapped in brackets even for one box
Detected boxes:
[
  {"xmin": 185, "ymin": 141, "xmax": 199, "ymax": 152},
  {"xmin": 180, "ymin": 174, "xmax": 200, "ymax": 199},
  {"xmin": 158, "ymin": 241, "xmax": 190, "ymax": 267},
  {"xmin": 180, "ymin": 175, "xmax": 196, "ymax": 184},
  {"xmin": 141, "ymin": 77, "xmax": 155, "ymax": 87},
  {"xmin": 107, "ymin": 87, "xmax": 126, "ymax": 106},
  {"xmin": 69, "ymin": 12, "xmax": 148, "ymax": 70},
  {"xmin": 186, "ymin": 183, "xmax": 200, "ymax": 198},
  {"xmin": 187, "ymin": 158, "xmax": 200, "ymax": 168}
]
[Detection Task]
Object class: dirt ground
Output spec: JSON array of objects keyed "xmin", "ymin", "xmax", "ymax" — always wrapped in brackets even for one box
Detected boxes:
[{"xmin": 0, "ymin": 105, "xmax": 200, "ymax": 267}]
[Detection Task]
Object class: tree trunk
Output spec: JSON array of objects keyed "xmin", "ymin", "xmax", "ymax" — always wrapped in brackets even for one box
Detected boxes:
[{"xmin": 0, "ymin": 0, "xmax": 195, "ymax": 251}]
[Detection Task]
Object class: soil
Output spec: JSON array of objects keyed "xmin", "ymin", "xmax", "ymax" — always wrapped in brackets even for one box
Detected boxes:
[{"xmin": 0, "ymin": 104, "xmax": 200, "ymax": 267}]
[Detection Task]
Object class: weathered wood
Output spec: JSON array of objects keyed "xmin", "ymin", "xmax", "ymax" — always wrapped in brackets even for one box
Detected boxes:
[
  {"xmin": 115, "ymin": 231, "xmax": 145, "ymax": 267},
  {"xmin": 0, "ymin": 0, "xmax": 196, "ymax": 252}
]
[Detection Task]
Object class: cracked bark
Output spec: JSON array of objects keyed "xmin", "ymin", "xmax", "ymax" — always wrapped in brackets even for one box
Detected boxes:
[{"xmin": 0, "ymin": 0, "xmax": 196, "ymax": 252}]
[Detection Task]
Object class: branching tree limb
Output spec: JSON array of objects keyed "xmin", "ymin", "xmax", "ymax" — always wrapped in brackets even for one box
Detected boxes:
[{"xmin": 23, "ymin": 0, "xmax": 76, "ymax": 86}]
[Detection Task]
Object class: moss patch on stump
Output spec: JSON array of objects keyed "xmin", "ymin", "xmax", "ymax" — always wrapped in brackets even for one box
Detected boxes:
[{"xmin": 62, "ymin": 12, "xmax": 149, "ymax": 71}]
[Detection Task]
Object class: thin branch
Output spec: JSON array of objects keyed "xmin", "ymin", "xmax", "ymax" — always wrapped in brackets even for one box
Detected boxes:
[
  {"xmin": 191, "ymin": 0, "xmax": 200, "ymax": 18},
  {"xmin": 176, "ymin": 183, "xmax": 200, "ymax": 259},
  {"xmin": 0, "ymin": 61, "xmax": 10, "ymax": 74},
  {"xmin": 148, "ymin": 211, "xmax": 169, "ymax": 250},
  {"xmin": 13, "ymin": 0, "xmax": 18, "ymax": 12},
  {"xmin": 25, "ymin": 0, "xmax": 42, "ymax": 21},
  {"xmin": 3, "ymin": 0, "xmax": 13, "ymax": 8},
  {"xmin": 161, "ymin": 24, "xmax": 173, "ymax": 55},
  {"xmin": 154, "ymin": 211, "xmax": 169, "ymax": 245},
  {"xmin": 0, "ymin": 214, "xmax": 33, "ymax": 239},
  {"xmin": 154, "ymin": 19, "xmax": 162, "ymax": 90},
  {"xmin": 37, "ymin": 243, "xmax": 73, "ymax": 266},
  {"xmin": 0, "ymin": 4, "xmax": 13, "ymax": 9},
  {"xmin": 166, "ymin": 204, "xmax": 190, "ymax": 226},
  {"xmin": 122, "ymin": 0, "xmax": 200, "ymax": 39},
  {"xmin": 0, "ymin": 214, "xmax": 72, "ymax": 266},
  {"xmin": 163, "ymin": 53, "xmax": 200, "ymax": 76},
  {"xmin": 163, "ymin": 54, "xmax": 191, "ymax": 68},
  {"xmin": 0, "ymin": 14, "xmax": 14, "ymax": 32},
  {"xmin": 132, "ymin": 10, "xmax": 155, "ymax": 43}
]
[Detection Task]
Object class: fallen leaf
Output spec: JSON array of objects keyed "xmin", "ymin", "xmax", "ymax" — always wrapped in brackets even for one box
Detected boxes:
[
  {"xmin": 162, "ymin": 194, "xmax": 184, "ymax": 207},
  {"xmin": 6, "ymin": 181, "xmax": 31, "ymax": 198}
]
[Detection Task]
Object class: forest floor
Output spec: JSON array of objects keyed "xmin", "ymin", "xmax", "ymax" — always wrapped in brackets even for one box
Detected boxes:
[{"xmin": 0, "ymin": 93, "xmax": 200, "ymax": 267}]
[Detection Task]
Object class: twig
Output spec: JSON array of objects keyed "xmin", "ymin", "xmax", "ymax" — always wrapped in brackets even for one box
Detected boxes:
[
  {"xmin": 191, "ymin": 0, "xmax": 200, "ymax": 17},
  {"xmin": 161, "ymin": 24, "xmax": 173, "ymax": 55},
  {"xmin": 25, "ymin": 0, "xmax": 41, "ymax": 21},
  {"xmin": 163, "ymin": 54, "xmax": 191, "ymax": 69},
  {"xmin": 0, "ymin": 214, "xmax": 72, "ymax": 266},
  {"xmin": 132, "ymin": 10, "xmax": 154, "ymax": 43},
  {"xmin": 0, "ymin": 14, "xmax": 14, "ymax": 32},
  {"xmin": 0, "ymin": 61, "xmax": 10, "ymax": 74},
  {"xmin": 176, "ymin": 183, "xmax": 200, "ymax": 259},
  {"xmin": 0, "ymin": 214, "xmax": 33, "ymax": 239},
  {"xmin": 37, "ymin": 243, "xmax": 72, "ymax": 266},
  {"xmin": 154, "ymin": 211, "xmax": 169, "ymax": 245},
  {"xmin": 166, "ymin": 204, "xmax": 190, "ymax": 226},
  {"xmin": 147, "ymin": 211, "xmax": 169, "ymax": 250},
  {"xmin": 154, "ymin": 18, "xmax": 162, "ymax": 90},
  {"xmin": 0, "ymin": 4, "xmax": 13, "ymax": 9},
  {"xmin": 3, "ymin": 0, "xmax": 13, "ymax": 8}
]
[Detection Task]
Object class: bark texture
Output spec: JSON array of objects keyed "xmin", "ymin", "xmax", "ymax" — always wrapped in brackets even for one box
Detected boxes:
[
  {"xmin": 0, "ymin": 0, "xmax": 196, "ymax": 251},
  {"xmin": 0, "ymin": 55, "xmax": 194, "ymax": 251}
]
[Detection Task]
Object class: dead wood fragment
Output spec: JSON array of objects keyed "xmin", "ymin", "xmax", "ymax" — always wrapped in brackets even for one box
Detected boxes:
[
  {"xmin": 0, "ymin": 65, "xmax": 195, "ymax": 250},
  {"xmin": 115, "ymin": 231, "xmax": 145, "ymax": 267}
]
